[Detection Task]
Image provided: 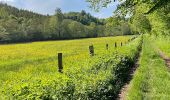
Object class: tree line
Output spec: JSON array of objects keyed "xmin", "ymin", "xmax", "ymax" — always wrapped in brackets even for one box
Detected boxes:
[{"xmin": 0, "ymin": 3, "xmax": 132, "ymax": 43}]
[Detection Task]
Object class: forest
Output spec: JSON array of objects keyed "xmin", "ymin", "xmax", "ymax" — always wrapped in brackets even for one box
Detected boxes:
[{"xmin": 0, "ymin": 3, "xmax": 131, "ymax": 43}]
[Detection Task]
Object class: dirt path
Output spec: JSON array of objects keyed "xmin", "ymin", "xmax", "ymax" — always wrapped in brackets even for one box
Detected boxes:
[
  {"xmin": 158, "ymin": 50, "xmax": 170, "ymax": 68},
  {"xmin": 117, "ymin": 51, "xmax": 142, "ymax": 100}
]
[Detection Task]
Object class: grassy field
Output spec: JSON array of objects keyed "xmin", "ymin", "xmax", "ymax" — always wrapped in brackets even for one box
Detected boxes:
[
  {"xmin": 126, "ymin": 35, "xmax": 170, "ymax": 99},
  {"xmin": 155, "ymin": 36, "xmax": 170, "ymax": 57},
  {"xmin": 0, "ymin": 36, "xmax": 130, "ymax": 80},
  {"xmin": 0, "ymin": 36, "xmax": 143, "ymax": 99}
]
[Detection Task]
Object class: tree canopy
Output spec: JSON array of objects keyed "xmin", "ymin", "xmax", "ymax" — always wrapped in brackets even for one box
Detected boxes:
[
  {"xmin": 0, "ymin": 3, "xmax": 132, "ymax": 43},
  {"xmin": 87, "ymin": 0, "xmax": 170, "ymax": 36}
]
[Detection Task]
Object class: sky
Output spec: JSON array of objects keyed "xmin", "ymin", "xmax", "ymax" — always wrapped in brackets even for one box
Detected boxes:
[{"xmin": 0, "ymin": 0, "xmax": 118, "ymax": 18}]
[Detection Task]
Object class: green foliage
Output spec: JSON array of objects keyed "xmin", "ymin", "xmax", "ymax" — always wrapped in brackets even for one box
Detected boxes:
[
  {"xmin": 0, "ymin": 36, "xmax": 142, "ymax": 99},
  {"xmin": 105, "ymin": 16, "xmax": 132, "ymax": 36},
  {"xmin": 68, "ymin": 21, "xmax": 86, "ymax": 38},
  {"xmin": 126, "ymin": 35, "xmax": 170, "ymax": 99},
  {"xmin": 0, "ymin": 3, "xmax": 107, "ymax": 43},
  {"xmin": 87, "ymin": 0, "xmax": 170, "ymax": 36},
  {"xmin": 86, "ymin": 0, "xmax": 113, "ymax": 12},
  {"xmin": 0, "ymin": 26, "xmax": 9, "ymax": 41},
  {"xmin": 64, "ymin": 10, "xmax": 104, "ymax": 25},
  {"xmin": 130, "ymin": 14, "xmax": 151, "ymax": 34},
  {"xmin": 0, "ymin": 3, "xmax": 135, "ymax": 43}
]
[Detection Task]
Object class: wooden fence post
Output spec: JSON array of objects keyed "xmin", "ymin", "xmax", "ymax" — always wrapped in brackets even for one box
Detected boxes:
[
  {"xmin": 115, "ymin": 42, "xmax": 117, "ymax": 48},
  {"xmin": 121, "ymin": 42, "xmax": 123, "ymax": 46},
  {"xmin": 89, "ymin": 45, "xmax": 94, "ymax": 56},
  {"xmin": 106, "ymin": 44, "xmax": 109, "ymax": 50},
  {"xmin": 128, "ymin": 39, "xmax": 130, "ymax": 42},
  {"xmin": 58, "ymin": 53, "xmax": 63, "ymax": 73}
]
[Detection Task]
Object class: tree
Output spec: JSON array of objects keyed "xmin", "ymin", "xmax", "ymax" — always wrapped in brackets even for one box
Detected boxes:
[
  {"xmin": 0, "ymin": 3, "xmax": 110, "ymax": 43},
  {"xmin": 89, "ymin": 22, "xmax": 97, "ymax": 37},
  {"xmin": 55, "ymin": 8, "xmax": 64, "ymax": 38},
  {"xmin": 96, "ymin": 25, "xmax": 105, "ymax": 36},
  {"xmin": 61, "ymin": 19, "xmax": 72, "ymax": 39},
  {"xmin": 49, "ymin": 16, "xmax": 58, "ymax": 39},
  {"xmin": 86, "ymin": 0, "xmax": 170, "ymax": 36},
  {"xmin": 0, "ymin": 26, "xmax": 9, "ymax": 42},
  {"xmin": 68, "ymin": 21, "xmax": 86, "ymax": 38},
  {"xmin": 86, "ymin": 0, "xmax": 169, "ymax": 15},
  {"xmin": 130, "ymin": 14, "xmax": 151, "ymax": 34},
  {"xmin": 64, "ymin": 11, "xmax": 104, "ymax": 25}
]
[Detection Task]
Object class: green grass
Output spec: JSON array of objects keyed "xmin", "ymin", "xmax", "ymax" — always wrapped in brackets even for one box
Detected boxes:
[
  {"xmin": 0, "ymin": 36, "xmax": 143, "ymax": 99},
  {"xmin": 155, "ymin": 36, "xmax": 170, "ymax": 57},
  {"xmin": 0, "ymin": 36, "xmax": 129, "ymax": 81},
  {"xmin": 126, "ymin": 35, "xmax": 170, "ymax": 100}
]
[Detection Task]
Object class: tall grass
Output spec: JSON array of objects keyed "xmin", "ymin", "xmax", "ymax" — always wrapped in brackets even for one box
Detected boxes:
[
  {"xmin": 0, "ymin": 36, "xmax": 142, "ymax": 99},
  {"xmin": 155, "ymin": 36, "xmax": 170, "ymax": 57},
  {"xmin": 126, "ymin": 35, "xmax": 170, "ymax": 100}
]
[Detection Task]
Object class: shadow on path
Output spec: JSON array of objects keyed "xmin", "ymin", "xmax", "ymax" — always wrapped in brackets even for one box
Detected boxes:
[
  {"xmin": 117, "ymin": 48, "xmax": 142, "ymax": 100},
  {"xmin": 159, "ymin": 50, "xmax": 170, "ymax": 68}
]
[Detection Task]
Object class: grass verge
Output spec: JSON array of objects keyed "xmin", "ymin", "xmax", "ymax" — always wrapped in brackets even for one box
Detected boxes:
[{"xmin": 126, "ymin": 35, "xmax": 170, "ymax": 100}]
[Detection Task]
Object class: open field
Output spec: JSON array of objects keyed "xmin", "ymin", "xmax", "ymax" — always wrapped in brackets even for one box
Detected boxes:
[
  {"xmin": 0, "ymin": 36, "xmax": 143, "ymax": 99},
  {"xmin": 0, "ymin": 36, "xmax": 130, "ymax": 78}
]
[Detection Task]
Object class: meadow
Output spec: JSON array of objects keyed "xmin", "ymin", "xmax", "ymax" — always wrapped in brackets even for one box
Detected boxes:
[{"xmin": 0, "ymin": 36, "xmax": 142, "ymax": 99}]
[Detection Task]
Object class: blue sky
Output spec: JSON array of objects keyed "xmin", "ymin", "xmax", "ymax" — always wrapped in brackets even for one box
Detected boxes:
[{"xmin": 0, "ymin": 0, "xmax": 118, "ymax": 18}]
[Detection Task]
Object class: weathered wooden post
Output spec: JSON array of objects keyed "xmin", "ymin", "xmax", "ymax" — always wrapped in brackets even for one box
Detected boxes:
[
  {"xmin": 58, "ymin": 53, "xmax": 63, "ymax": 73},
  {"xmin": 128, "ymin": 39, "xmax": 130, "ymax": 42},
  {"xmin": 106, "ymin": 44, "xmax": 109, "ymax": 50},
  {"xmin": 89, "ymin": 45, "xmax": 94, "ymax": 56},
  {"xmin": 115, "ymin": 42, "xmax": 117, "ymax": 48}
]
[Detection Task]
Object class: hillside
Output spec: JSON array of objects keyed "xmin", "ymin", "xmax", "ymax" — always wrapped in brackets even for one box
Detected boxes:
[
  {"xmin": 0, "ymin": 3, "xmax": 132, "ymax": 43},
  {"xmin": 64, "ymin": 11, "xmax": 104, "ymax": 25}
]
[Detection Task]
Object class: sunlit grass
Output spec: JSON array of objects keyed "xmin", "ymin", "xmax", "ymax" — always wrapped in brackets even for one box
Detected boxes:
[
  {"xmin": 0, "ymin": 36, "xmax": 141, "ymax": 99},
  {"xmin": 126, "ymin": 35, "xmax": 170, "ymax": 100},
  {"xmin": 155, "ymin": 36, "xmax": 170, "ymax": 57}
]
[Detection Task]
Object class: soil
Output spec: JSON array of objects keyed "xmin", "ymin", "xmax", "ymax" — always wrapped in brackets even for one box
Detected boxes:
[
  {"xmin": 159, "ymin": 50, "xmax": 170, "ymax": 68},
  {"xmin": 117, "ymin": 51, "xmax": 142, "ymax": 100}
]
